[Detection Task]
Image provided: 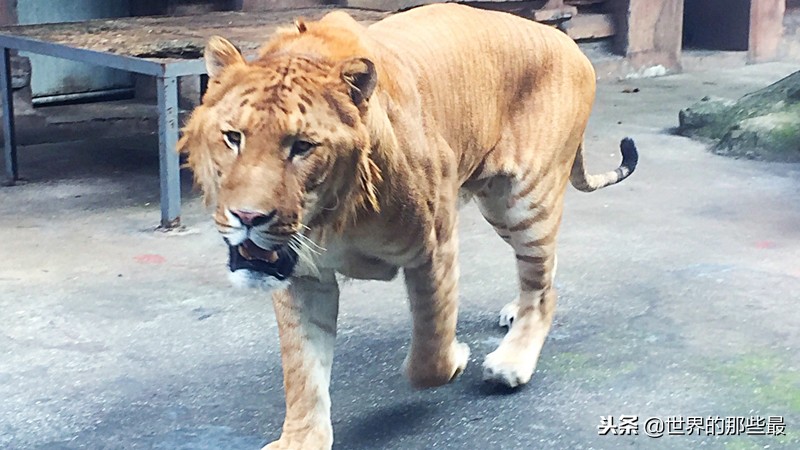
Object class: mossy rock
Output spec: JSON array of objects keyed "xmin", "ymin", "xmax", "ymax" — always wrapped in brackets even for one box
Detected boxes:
[
  {"xmin": 679, "ymin": 96, "xmax": 737, "ymax": 134},
  {"xmin": 678, "ymin": 71, "xmax": 800, "ymax": 162}
]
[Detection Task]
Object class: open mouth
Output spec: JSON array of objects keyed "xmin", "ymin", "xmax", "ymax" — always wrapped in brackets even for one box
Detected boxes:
[{"xmin": 228, "ymin": 239, "xmax": 298, "ymax": 280}]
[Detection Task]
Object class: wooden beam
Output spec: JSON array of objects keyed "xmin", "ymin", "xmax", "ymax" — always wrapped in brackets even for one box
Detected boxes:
[
  {"xmin": 564, "ymin": 13, "xmax": 614, "ymax": 40},
  {"xmin": 533, "ymin": 0, "xmax": 577, "ymax": 22}
]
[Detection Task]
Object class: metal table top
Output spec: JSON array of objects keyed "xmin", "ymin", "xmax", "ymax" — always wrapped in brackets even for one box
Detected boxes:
[
  {"xmin": 0, "ymin": 6, "xmax": 389, "ymax": 228},
  {"xmin": 0, "ymin": 7, "xmax": 389, "ymax": 78}
]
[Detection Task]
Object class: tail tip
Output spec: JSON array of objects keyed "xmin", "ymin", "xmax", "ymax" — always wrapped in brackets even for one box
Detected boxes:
[
  {"xmin": 620, "ymin": 137, "xmax": 636, "ymax": 152},
  {"xmin": 619, "ymin": 137, "xmax": 638, "ymax": 170}
]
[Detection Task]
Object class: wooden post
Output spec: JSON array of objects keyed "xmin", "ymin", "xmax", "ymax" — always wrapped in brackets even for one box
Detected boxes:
[
  {"xmin": 0, "ymin": 0, "xmax": 16, "ymax": 27},
  {"xmin": 749, "ymin": 0, "xmax": 785, "ymax": 63},
  {"xmin": 613, "ymin": 0, "xmax": 684, "ymax": 72}
]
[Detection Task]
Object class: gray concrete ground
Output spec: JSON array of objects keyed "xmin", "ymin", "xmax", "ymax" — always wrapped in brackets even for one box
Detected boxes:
[{"xmin": 2, "ymin": 62, "xmax": 800, "ymax": 450}]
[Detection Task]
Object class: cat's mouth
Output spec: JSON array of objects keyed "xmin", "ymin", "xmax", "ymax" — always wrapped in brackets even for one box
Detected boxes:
[{"xmin": 228, "ymin": 239, "xmax": 298, "ymax": 280}]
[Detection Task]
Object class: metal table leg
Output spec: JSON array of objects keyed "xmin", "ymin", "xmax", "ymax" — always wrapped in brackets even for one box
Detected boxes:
[
  {"xmin": 156, "ymin": 75, "xmax": 181, "ymax": 229},
  {"xmin": 1, "ymin": 47, "xmax": 18, "ymax": 185}
]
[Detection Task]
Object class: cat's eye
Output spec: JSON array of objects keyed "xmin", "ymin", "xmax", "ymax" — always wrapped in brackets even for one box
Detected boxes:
[
  {"xmin": 222, "ymin": 130, "xmax": 243, "ymax": 154},
  {"xmin": 290, "ymin": 139, "xmax": 316, "ymax": 158}
]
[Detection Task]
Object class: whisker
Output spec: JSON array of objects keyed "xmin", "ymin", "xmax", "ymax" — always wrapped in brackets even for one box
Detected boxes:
[
  {"xmin": 289, "ymin": 239, "xmax": 311, "ymax": 258},
  {"xmin": 296, "ymin": 239, "xmax": 323, "ymax": 255},
  {"xmin": 295, "ymin": 232, "xmax": 326, "ymax": 252},
  {"xmin": 289, "ymin": 237, "xmax": 320, "ymax": 278},
  {"xmin": 291, "ymin": 235, "xmax": 321, "ymax": 256}
]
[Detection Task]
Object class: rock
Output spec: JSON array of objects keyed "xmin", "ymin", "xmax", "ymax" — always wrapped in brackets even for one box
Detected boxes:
[
  {"xmin": 677, "ymin": 71, "xmax": 800, "ymax": 162},
  {"xmin": 678, "ymin": 96, "xmax": 736, "ymax": 132},
  {"xmin": 715, "ymin": 112, "xmax": 800, "ymax": 161}
]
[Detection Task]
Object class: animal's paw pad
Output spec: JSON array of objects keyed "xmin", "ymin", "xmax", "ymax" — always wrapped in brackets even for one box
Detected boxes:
[
  {"xmin": 482, "ymin": 350, "xmax": 533, "ymax": 388},
  {"xmin": 498, "ymin": 301, "xmax": 519, "ymax": 328}
]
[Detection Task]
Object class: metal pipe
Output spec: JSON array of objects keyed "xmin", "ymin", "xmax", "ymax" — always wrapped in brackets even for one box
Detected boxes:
[
  {"xmin": 156, "ymin": 75, "xmax": 181, "ymax": 229},
  {"xmin": 0, "ymin": 47, "xmax": 18, "ymax": 184}
]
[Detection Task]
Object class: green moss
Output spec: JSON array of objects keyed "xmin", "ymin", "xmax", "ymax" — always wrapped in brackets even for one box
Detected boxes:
[
  {"xmin": 544, "ymin": 349, "xmax": 637, "ymax": 383},
  {"xmin": 679, "ymin": 71, "xmax": 800, "ymax": 161},
  {"xmin": 717, "ymin": 353, "xmax": 800, "ymax": 413},
  {"xmin": 724, "ymin": 440, "xmax": 767, "ymax": 450},
  {"xmin": 706, "ymin": 353, "xmax": 800, "ymax": 448},
  {"xmin": 721, "ymin": 430, "xmax": 800, "ymax": 450}
]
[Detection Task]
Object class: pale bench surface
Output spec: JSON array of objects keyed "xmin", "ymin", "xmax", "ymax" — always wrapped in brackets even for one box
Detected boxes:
[{"xmin": 0, "ymin": 8, "xmax": 389, "ymax": 63}]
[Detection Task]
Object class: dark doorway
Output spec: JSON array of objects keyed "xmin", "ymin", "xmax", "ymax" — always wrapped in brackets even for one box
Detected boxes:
[{"xmin": 683, "ymin": 0, "xmax": 751, "ymax": 51}]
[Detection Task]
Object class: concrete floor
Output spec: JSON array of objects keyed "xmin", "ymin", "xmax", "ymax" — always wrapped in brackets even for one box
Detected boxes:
[{"xmin": 1, "ymin": 62, "xmax": 800, "ymax": 450}]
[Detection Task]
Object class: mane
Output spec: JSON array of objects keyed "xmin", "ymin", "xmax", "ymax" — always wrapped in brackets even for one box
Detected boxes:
[
  {"xmin": 180, "ymin": 12, "xmax": 393, "ymax": 237},
  {"xmin": 257, "ymin": 12, "xmax": 371, "ymax": 64},
  {"xmin": 261, "ymin": 13, "xmax": 390, "ymax": 235}
]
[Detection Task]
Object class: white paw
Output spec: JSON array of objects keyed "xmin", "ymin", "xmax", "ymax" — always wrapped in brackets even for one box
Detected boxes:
[
  {"xmin": 261, "ymin": 441, "xmax": 281, "ymax": 450},
  {"xmin": 482, "ymin": 350, "xmax": 534, "ymax": 388},
  {"xmin": 498, "ymin": 300, "xmax": 519, "ymax": 328},
  {"xmin": 261, "ymin": 437, "xmax": 331, "ymax": 450}
]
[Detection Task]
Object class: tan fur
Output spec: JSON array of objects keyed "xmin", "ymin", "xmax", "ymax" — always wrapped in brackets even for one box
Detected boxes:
[{"xmin": 178, "ymin": 4, "xmax": 636, "ymax": 449}]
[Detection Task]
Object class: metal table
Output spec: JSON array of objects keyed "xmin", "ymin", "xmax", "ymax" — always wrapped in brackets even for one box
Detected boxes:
[{"xmin": 0, "ymin": 7, "xmax": 387, "ymax": 228}]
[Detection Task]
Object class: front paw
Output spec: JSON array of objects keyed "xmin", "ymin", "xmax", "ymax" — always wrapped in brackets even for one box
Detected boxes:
[
  {"xmin": 482, "ymin": 347, "xmax": 535, "ymax": 388},
  {"xmin": 262, "ymin": 441, "xmax": 330, "ymax": 450},
  {"xmin": 405, "ymin": 339, "xmax": 470, "ymax": 388},
  {"xmin": 262, "ymin": 431, "xmax": 333, "ymax": 450}
]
